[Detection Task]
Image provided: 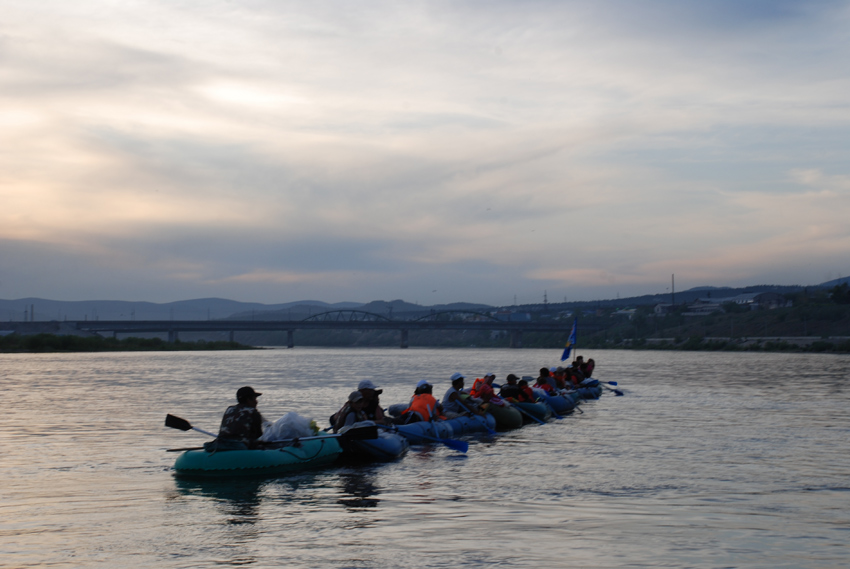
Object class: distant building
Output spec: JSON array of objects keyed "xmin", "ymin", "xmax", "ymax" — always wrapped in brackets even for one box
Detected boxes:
[
  {"xmin": 654, "ymin": 303, "xmax": 674, "ymax": 315},
  {"xmin": 611, "ymin": 308, "xmax": 637, "ymax": 320},
  {"xmin": 705, "ymin": 292, "xmax": 792, "ymax": 310}
]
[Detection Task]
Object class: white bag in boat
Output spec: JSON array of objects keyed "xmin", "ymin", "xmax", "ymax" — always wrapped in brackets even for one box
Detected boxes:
[{"xmin": 259, "ymin": 411, "xmax": 315, "ymax": 441}]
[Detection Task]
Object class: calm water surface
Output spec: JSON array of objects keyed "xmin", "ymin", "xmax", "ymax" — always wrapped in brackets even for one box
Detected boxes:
[{"xmin": 1, "ymin": 349, "xmax": 848, "ymax": 568}]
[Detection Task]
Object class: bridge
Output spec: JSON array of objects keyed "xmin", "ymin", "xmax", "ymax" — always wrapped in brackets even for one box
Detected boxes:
[{"xmin": 56, "ymin": 309, "xmax": 576, "ymax": 348}]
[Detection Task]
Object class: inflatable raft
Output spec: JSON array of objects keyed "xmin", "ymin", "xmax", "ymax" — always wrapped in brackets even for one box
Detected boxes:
[
  {"xmin": 533, "ymin": 389, "xmax": 579, "ymax": 414},
  {"xmin": 485, "ymin": 401, "xmax": 523, "ymax": 430},
  {"xmin": 513, "ymin": 401, "xmax": 553, "ymax": 423},
  {"xmin": 173, "ymin": 436, "xmax": 343, "ymax": 477},
  {"xmin": 340, "ymin": 422, "xmax": 409, "ymax": 461}
]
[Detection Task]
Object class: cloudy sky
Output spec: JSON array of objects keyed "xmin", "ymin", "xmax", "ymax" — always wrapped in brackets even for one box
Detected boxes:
[{"xmin": 2, "ymin": 1, "xmax": 849, "ymax": 306}]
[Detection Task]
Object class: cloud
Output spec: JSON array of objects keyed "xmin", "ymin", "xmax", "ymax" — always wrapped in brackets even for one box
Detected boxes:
[{"xmin": 2, "ymin": 1, "xmax": 850, "ymax": 304}]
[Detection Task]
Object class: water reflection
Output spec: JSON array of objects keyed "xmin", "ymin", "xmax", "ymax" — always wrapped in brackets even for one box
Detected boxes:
[
  {"xmin": 337, "ymin": 468, "xmax": 381, "ymax": 510},
  {"xmin": 174, "ymin": 477, "xmax": 265, "ymax": 525}
]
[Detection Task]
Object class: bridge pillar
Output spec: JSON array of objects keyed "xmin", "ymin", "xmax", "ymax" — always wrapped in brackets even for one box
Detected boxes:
[
  {"xmin": 400, "ymin": 329, "xmax": 409, "ymax": 349},
  {"xmin": 168, "ymin": 330, "xmax": 178, "ymax": 343},
  {"xmin": 287, "ymin": 330, "xmax": 295, "ymax": 348},
  {"xmin": 228, "ymin": 330, "xmax": 235, "ymax": 343},
  {"xmin": 510, "ymin": 329, "xmax": 523, "ymax": 349}
]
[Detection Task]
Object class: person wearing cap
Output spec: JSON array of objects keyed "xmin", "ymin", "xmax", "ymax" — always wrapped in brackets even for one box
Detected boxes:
[
  {"xmin": 395, "ymin": 380, "xmax": 444, "ymax": 424},
  {"xmin": 216, "ymin": 386, "xmax": 266, "ymax": 449},
  {"xmin": 332, "ymin": 390, "xmax": 368, "ymax": 433},
  {"xmin": 357, "ymin": 379, "xmax": 387, "ymax": 424},
  {"xmin": 498, "ymin": 373, "xmax": 522, "ymax": 401},
  {"xmin": 442, "ymin": 373, "xmax": 482, "ymax": 418}
]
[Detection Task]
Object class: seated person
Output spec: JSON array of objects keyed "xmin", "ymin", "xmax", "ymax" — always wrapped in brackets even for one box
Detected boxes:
[
  {"xmin": 443, "ymin": 373, "xmax": 482, "ymax": 418},
  {"xmin": 470, "ymin": 373, "xmax": 496, "ymax": 403},
  {"xmin": 498, "ymin": 373, "xmax": 522, "ymax": 401},
  {"xmin": 581, "ymin": 358, "xmax": 595, "ymax": 378},
  {"xmin": 332, "ymin": 391, "xmax": 368, "ymax": 433},
  {"xmin": 535, "ymin": 370, "xmax": 556, "ymax": 393},
  {"xmin": 357, "ymin": 379, "xmax": 387, "ymax": 424},
  {"xmin": 395, "ymin": 380, "xmax": 444, "ymax": 424},
  {"xmin": 552, "ymin": 367, "xmax": 569, "ymax": 390},
  {"xmin": 214, "ymin": 386, "xmax": 265, "ymax": 450},
  {"xmin": 517, "ymin": 379, "xmax": 535, "ymax": 403}
]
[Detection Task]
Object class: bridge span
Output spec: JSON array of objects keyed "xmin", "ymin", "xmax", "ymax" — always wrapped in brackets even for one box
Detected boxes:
[{"xmin": 66, "ymin": 317, "xmax": 576, "ymax": 348}]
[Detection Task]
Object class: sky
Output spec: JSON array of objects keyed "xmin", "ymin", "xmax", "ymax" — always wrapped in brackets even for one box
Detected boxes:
[{"xmin": 2, "ymin": 0, "xmax": 850, "ymax": 306}]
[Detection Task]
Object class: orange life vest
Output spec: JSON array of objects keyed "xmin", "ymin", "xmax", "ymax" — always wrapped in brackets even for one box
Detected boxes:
[
  {"xmin": 470, "ymin": 378, "xmax": 493, "ymax": 398},
  {"xmin": 403, "ymin": 393, "xmax": 443, "ymax": 422}
]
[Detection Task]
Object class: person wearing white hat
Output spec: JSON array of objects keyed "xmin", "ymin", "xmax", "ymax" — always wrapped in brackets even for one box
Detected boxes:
[{"xmin": 442, "ymin": 372, "xmax": 482, "ymax": 418}]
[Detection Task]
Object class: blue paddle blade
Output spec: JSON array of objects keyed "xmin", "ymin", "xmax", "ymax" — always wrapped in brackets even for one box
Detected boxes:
[
  {"xmin": 614, "ymin": 389, "xmax": 624, "ymax": 396},
  {"xmin": 442, "ymin": 438, "xmax": 468, "ymax": 453},
  {"xmin": 606, "ymin": 381, "xmax": 618, "ymax": 386}
]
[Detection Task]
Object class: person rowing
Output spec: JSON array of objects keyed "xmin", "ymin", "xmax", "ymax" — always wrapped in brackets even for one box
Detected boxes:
[
  {"xmin": 209, "ymin": 386, "xmax": 266, "ymax": 450},
  {"xmin": 442, "ymin": 372, "xmax": 484, "ymax": 418}
]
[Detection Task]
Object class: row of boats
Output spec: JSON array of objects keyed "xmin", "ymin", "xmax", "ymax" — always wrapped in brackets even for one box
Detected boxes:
[{"xmin": 170, "ymin": 380, "xmax": 610, "ymax": 477}]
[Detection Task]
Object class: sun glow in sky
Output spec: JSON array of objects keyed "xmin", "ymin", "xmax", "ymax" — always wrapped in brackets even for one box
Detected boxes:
[{"xmin": 2, "ymin": 0, "xmax": 850, "ymax": 305}]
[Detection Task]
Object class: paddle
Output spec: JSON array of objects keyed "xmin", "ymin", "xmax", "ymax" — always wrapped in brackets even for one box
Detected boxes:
[
  {"xmin": 456, "ymin": 393, "xmax": 497, "ymax": 435},
  {"xmin": 380, "ymin": 425, "xmax": 467, "ymax": 453},
  {"xmin": 504, "ymin": 400, "xmax": 546, "ymax": 425},
  {"xmin": 164, "ymin": 414, "xmax": 379, "ymax": 444},
  {"xmin": 165, "ymin": 414, "xmax": 217, "ymax": 438},
  {"xmin": 601, "ymin": 384, "xmax": 624, "ymax": 396},
  {"xmin": 542, "ymin": 400, "xmax": 563, "ymax": 420}
]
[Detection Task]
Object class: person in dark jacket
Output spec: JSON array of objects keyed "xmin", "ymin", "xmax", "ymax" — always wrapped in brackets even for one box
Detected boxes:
[{"xmin": 215, "ymin": 386, "xmax": 265, "ymax": 449}]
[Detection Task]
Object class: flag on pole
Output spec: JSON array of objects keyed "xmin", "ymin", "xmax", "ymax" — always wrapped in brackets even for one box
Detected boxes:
[{"xmin": 560, "ymin": 318, "xmax": 577, "ymax": 361}]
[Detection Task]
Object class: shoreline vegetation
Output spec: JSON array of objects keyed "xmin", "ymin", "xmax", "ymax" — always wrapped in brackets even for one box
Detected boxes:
[{"xmin": 0, "ymin": 334, "xmax": 256, "ymax": 353}]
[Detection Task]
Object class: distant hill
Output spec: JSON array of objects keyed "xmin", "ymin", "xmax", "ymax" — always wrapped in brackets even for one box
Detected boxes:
[
  {"xmin": 819, "ymin": 277, "xmax": 850, "ymax": 288},
  {"xmin": 0, "ymin": 297, "xmax": 363, "ymax": 322},
  {"xmin": 3, "ymin": 276, "xmax": 844, "ymax": 323},
  {"xmin": 227, "ymin": 299, "xmax": 495, "ymax": 321}
]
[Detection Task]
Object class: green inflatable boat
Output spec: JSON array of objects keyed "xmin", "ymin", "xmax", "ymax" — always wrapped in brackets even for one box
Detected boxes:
[
  {"xmin": 173, "ymin": 436, "xmax": 343, "ymax": 477},
  {"xmin": 485, "ymin": 401, "xmax": 524, "ymax": 430}
]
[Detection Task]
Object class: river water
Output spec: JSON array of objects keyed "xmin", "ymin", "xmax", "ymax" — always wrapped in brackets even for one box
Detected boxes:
[{"xmin": 1, "ymin": 348, "xmax": 848, "ymax": 568}]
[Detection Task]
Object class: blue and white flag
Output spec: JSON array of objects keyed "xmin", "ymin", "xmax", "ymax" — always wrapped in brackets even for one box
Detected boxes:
[{"xmin": 560, "ymin": 318, "xmax": 577, "ymax": 362}]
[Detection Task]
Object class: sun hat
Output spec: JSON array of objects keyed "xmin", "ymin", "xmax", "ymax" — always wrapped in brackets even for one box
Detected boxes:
[
  {"xmin": 416, "ymin": 379, "xmax": 432, "ymax": 389},
  {"xmin": 358, "ymin": 379, "xmax": 383, "ymax": 394},
  {"xmin": 450, "ymin": 372, "xmax": 465, "ymax": 381}
]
